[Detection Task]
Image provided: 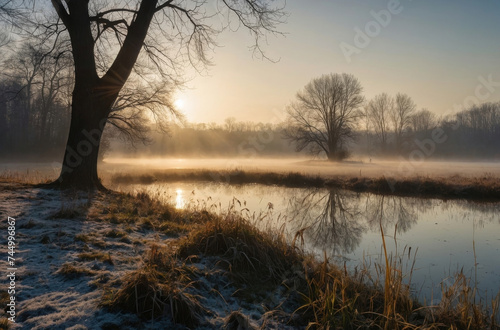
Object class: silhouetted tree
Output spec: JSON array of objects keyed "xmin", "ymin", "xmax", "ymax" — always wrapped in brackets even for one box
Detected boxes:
[
  {"xmin": 2, "ymin": 1, "xmax": 286, "ymax": 189},
  {"xmin": 284, "ymin": 73, "xmax": 364, "ymax": 161}
]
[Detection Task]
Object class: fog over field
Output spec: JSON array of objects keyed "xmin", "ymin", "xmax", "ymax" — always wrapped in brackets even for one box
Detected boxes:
[
  {"xmin": 2, "ymin": 157, "xmax": 499, "ymax": 187},
  {"xmin": 1, "ymin": 0, "xmax": 500, "ymax": 328},
  {"xmin": 104, "ymin": 157, "xmax": 500, "ymax": 179}
]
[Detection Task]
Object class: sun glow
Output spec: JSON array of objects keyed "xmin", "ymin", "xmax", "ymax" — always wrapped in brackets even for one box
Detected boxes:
[{"xmin": 174, "ymin": 98, "xmax": 185, "ymax": 110}]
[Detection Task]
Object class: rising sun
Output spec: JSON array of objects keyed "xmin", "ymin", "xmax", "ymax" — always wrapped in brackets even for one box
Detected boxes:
[{"xmin": 174, "ymin": 98, "xmax": 185, "ymax": 110}]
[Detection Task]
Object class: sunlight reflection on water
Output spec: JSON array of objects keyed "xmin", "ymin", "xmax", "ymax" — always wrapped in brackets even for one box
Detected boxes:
[{"xmin": 175, "ymin": 189, "xmax": 185, "ymax": 209}]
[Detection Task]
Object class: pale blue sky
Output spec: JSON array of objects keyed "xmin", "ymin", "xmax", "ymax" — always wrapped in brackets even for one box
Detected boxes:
[{"xmin": 177, "ymin": 0, "xmax": 500, "ymax": 123}]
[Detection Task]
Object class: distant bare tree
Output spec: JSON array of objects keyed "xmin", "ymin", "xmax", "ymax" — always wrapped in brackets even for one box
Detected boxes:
[
  {"xmin": 224, "ymin": 117, "xmax": 237, "ymax": 133},
  {"xmin": 366, "ymin": 93, "xmax": 393, "ymax": 151},
  {"xmin": 410, "ymin": 108, "xmax": 436, "ymax": 132},
  {"xmin": 284, "ymin": 73, "xmax": 364, "ymax": 161},
  {"xmin": 390, "ymin": 93, "xmax": 416, "ymax": 150},
  {"xmin": 33, "ymin": 49, "xmax": 73, "ymax": 145},
  {"xmin": 425, "ymin": 102, "xmax": 500, "ymax": 158}
]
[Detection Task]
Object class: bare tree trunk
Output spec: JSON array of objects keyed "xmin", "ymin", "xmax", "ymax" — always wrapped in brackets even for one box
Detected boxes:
[
  {"xmin": 327, "ymin": 146, "xmax": 337, "ymax": 161},
  {"xmin": 49, "ymin": 0, "xmax": 158, "ymax": 190},
  {"xmin": 56, "ymin": 84, "xmax": 110, "ymax": 190}
]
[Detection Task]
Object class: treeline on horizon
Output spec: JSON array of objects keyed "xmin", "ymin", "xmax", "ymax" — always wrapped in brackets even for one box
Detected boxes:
[
  {"xmin": 114, "ymin": 104, "xmax": 500, "ymax": 160},
  {"xmin": 1, "ymin": 43, "xmax": 499, "ymax": 162}
]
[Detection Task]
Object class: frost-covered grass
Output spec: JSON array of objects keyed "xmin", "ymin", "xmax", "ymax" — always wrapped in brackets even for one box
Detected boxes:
[{"xmin": 0, "ymin": 182, "xmax": 498, "ymax": 329}]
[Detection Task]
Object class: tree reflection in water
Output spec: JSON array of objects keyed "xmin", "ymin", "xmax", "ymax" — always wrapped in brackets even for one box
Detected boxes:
[
  {"xmin": 289, "ymin": 189, "xmax": 421, "ymax": 256},
  {"xmin": 364, "ymin": 195, "xmax": 418, "ymax": 234},
  {"xmin": 289, "ymin": 189, "xmax": 364, "ymax": 255}
]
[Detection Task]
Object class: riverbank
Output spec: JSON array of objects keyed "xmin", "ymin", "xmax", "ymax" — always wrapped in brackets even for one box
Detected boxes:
[
  {"xmin": 1, "ymin": 182, "xmax": 498, "ymax": 329},
  {"xmin": 2, "ymin": 159, "xmax": 499, "ymax": 201},
  {"xmin": 111, "ymin": 168, "xmax": 500, "ymax": 201}
]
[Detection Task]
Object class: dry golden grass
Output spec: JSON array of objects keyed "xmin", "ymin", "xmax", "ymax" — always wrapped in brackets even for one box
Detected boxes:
[
  {"xmin": 90, "ymin": 190, "xmax": 212, "ymax": 236},
  {"xmin": 0, "ymin": 318, "xmax": 9, "ymax": 330},
  {"xmin": 57, "ymin": 262, "xmax": 96, "ymax": 279},
  {"xmin": 0, "ymin": 170, "xmax": 54, "ymax": 185},
  {"xmin": 177, "ymin": 211, "xmax": 302, "ymax": 285},
  {"xmin": 426, "ymin": 270, "xmax": 500, "ymax": 329},
  {"xmin": 103, "ymin": 244, "xmax": 206, "ymax": 327}
]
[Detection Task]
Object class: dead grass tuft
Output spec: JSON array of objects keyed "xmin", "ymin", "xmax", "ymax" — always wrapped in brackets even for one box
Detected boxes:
[
  {"xmin": 104, "ymin": 244, "xmax": 205, "ymax": 327},
  {"xmin": 57, "ymin": 263, "xmax": 96, "ymax": 279},
  {"xmin": 105, "ymin": 229, "xmax": 127, "ymax": 238},
  {"xmin": 428, "ymin": 271, "xmax": 499, "ymax": 329},
  {"xmin": 178, "ymin": 212, "xmax": 302, "ymax": 284},
  {"xmin": 50, "ymin": 202, "xmax": 87, "ymax": 219}
]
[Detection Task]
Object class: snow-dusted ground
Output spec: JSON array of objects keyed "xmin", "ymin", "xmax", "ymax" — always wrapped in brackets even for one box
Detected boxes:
[
  {"xmin": 0, "ymin": 183, "xmax": 297, "ymax": 329},
  {"xmin": 0, "ymin": 183, "xmax": 165, "ymax": 329}
]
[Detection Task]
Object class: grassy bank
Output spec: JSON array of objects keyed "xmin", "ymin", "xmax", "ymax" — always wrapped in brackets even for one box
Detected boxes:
[
  {"xmin": 111, "ymin": 168, "xmax": 500, "ymax": 201},
  {"xmin": 1, "ymin": 183, "xmax": 499, "ymax": 328},
  {"xmin": 102, "ymin": 191, "xmax": 499, "ymax": 328}
]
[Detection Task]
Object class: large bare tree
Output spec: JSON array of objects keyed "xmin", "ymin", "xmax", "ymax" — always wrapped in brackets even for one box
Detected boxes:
[
  {"xmin": 3, "ymin": 0, "xmax": 285, "ymax": 189},
  {"xmin": 284, "ymin": 73, "xmax": 364, "ymax": 161}
]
